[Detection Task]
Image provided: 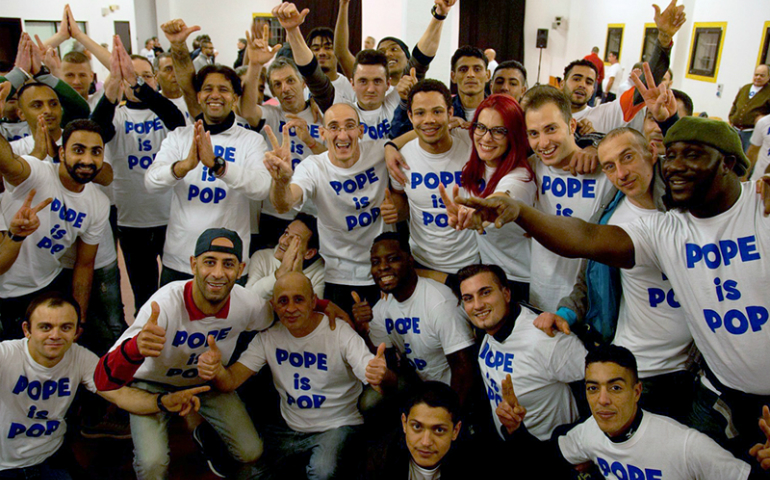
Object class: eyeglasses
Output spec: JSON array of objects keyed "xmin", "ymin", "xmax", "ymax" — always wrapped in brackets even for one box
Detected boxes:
[
  {"xmin": 472, "ymin": 123, "xmax": 508, "ymax": 140},
  {"xmin": 325, "ymin": 123, "xmax": 360, "ymax": 133}
]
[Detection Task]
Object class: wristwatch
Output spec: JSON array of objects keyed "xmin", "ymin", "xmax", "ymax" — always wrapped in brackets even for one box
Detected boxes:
[
  {"xmin": 9, "ymin": 234, "xmax": 25, "ymax": 242},
  {"xmin": 131, "ymin": 76, "xmax": 146, "ymax": 92},
  {"xmin": 211, "ymin": 156, "xmax": 227, "ymax": 176}
]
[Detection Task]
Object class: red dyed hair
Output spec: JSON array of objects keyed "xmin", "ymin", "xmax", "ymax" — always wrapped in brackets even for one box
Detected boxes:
[{"xmin": 461, "ymin": 94, "xmax": 533, "ymax": 197}]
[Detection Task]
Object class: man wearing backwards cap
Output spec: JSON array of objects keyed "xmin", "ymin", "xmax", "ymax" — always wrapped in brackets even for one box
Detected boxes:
[
  {"xmin": 94, "ymin": 228, "xmax": 271, "ymax": 479},
  {"xmin": 443, "ymin": 115, "xmax": 770, "ymax": 464}
]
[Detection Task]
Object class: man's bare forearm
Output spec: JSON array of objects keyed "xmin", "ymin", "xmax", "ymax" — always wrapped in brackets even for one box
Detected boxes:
[
  {"xmin": 170, "ymin": 42, "xmax": 201, "ymax": 118},
  {"xmin": 270, "ymin": 180, "xmax": 296, "ymax": 214}
]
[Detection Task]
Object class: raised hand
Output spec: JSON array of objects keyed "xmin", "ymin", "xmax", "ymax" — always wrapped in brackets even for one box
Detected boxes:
[
  {"xmin": 174, "ymin": 121, "xmax": 201, "ymax": 178},
  {"xmin": 9, "ymin": 189, "xmax": 53, "ymax": 239},
  {"xmin": 653, "ymin": 0, "xmax": 686, "ymax": 45},
  {"xmin": 15, "ymin": 34, "xmax": 32, "ymax": 74},
  {"xmin": 65, "ymin": 5, "xmax": 85, "ymax": 41},
  {"xmin": 366, "ymin": 343, "xmax": 389, "ymax": 394},
  {"xmin": 397, "ymin": 67, "xmax": 418, "ymax": 101},
  {"xmin": 631, "ymin": 62, "xmax": 677, "ymax": 122},
  {"xmin": 495, "ymin": 374, "xmax": 527, "ymax": 435},
  {"xmin": 380, "ymin": 190, "xmax": 399, "ymax": 224},
  {"xmin": 533, "ymin": 312, "xmax": 571, "ymax": 337},
  {"xmin": 136, "ymin": 302, "xmax": 166, "ymax": 357},
  {"xmin": 455, "ymin": 192, "xmax": 523, "ymax": 230},
  {"xmin": 160, "ymin": 386, "xmax": 210, "ymax": 416},
  {"xmin": 263, "ymin": 125, "xmax": 294, "ymax": 184},
  {"xmin": 42, "ymin": 45, "xmax": 62, "ymax": 79},
  {"xmin": 433, "ymin": 0, "xmax": 458, "ymax": 17},
  {"xmin": 29, "ymin": 34, "xmax": 43, "ymax": 75},
  {"xmin": 272, "ymin": 2, "xmax": 310, "ymax": 31},
  {"xmin": 749, "ymin": 405, "xmax": 770, "ymax": 470},
  {"xmin": 351, "ymin": 291, "xmax": 373, "ymax": 324},
  {"xmin": 197, "ymin": 335, "xmax": 223, "ymax": 381},
  {"xmin": 275, "ymin": 235, "xmax": 302, "ymax": 279},
  {"xmin": 114, "ymin": 35, "xmax": 137, "ymax": 86},
  {"xmin": 438, "ymin": 184, "xmax": 484, "ymax": 233},
  {"xmin": 0, "ymin": 82, "xmax": 10, "ymax": 117},
  {"xmin": 246, "ymin": 23, "xmax": 282, "ymax": 67},
  {"xmin": 30, "ymin": 114, "xmax": 57, "ymax": 160},
  {"xmin": 160, "ymin": 18, "xmax": 201, "ymax": 45},
  {"xmin": 195, "ymin": 121, "xmax": 216, "ymax": 169}
]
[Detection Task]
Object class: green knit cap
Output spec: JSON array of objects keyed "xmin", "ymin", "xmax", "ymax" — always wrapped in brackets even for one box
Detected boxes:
[{"xmin": 663, "ymin": 116, "xmax": 750, "ymax": 177}]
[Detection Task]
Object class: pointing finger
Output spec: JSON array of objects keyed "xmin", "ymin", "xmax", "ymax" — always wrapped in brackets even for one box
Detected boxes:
[{"xmin": 502, "ymin": 373, "xmax": 519, "ymax": 407}]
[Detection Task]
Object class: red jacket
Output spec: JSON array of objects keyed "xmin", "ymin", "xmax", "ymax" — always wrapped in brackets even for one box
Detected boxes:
[{"xmin": 584, "ymin": 53, "xmax": 605, "ymax": 84}]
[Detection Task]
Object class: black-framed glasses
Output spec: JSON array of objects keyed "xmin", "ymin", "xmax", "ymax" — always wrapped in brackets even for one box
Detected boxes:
[{"xmin": 472, "ymin": 123, "xmax": 508, "ymax": 140}]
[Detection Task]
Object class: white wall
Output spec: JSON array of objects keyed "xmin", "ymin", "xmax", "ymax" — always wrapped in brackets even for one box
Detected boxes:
[
  {"xmin": 523, "ymin": 0, "xmax": 770, "ymax": 119},
  {"xmin": 154, "ymin": 0, "xmax": 279, "ymax": 68},
  {"xmin": 134, "ymin": 0, "xmax": 159, "ymax": 50},
  {"xmin": 4, "ymin": 0, "xmax": 138, "ymax": 53}
]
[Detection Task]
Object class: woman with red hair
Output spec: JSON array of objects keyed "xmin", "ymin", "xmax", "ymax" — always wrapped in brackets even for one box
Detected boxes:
[{"xmin": 460, "ymin": 94, "xmax": 536, "ymax": 301}]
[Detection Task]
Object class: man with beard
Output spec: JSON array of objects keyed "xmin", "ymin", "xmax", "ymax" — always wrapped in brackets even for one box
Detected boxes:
[
  {"xmin": 0, "ymin": 119, "xmax": 108, "ymax": 338},
  {"xmin": 444, "ymin": 115, "xmax": 770, "ymax": 466},
  {"xmin": 352, "ymin": 232, "xmax": 474, "ymax": 403}
]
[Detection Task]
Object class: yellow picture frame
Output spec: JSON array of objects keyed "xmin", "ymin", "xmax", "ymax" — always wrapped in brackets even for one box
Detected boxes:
[{"xmin": 685, "ymin": 22, "xmax": 727, "ymax": 83}]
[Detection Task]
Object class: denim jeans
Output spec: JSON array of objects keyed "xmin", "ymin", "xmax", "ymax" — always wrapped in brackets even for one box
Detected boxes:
[
  {"xmin": 0, "ymin": 463, "xmax": 72, "ymax": 480},
  {"xmin": 117, "ymin": 225, "xmax": 166, "ymax": 313},
  {"xmin": 129, "ymin": 381, "xmax": 263, "ymax": 480},
  {"xmin": 254, "ymin": 424, "xmax": 361, "ymax": 480}
]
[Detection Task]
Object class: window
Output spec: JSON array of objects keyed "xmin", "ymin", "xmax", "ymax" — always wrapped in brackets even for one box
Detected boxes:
[
  {"xmin": 604, "ymin": 24, "xmax": 624, "ymax": 63},
  {"xmin": 641, "ymin": 24, "xmax": 658, "ymax": 62},
  {"xmin": 252, "ymin": 13, "xmax": 286, "ymax": 46},
  {"xmin": 758, "ymin": 21, "xmax": 770, "ymax": 66},
  {"xmin": 686, "ymin": 22, "xmax": 727, "ymax": 83},
  {"xmin": 25, "ymin": 19, "xmax": 87, "ymax": 58}
]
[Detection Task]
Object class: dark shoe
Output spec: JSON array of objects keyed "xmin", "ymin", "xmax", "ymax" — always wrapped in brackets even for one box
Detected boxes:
[
  {"xmin": 80, "ymin": 414, "xmax": 132, "ymax": 440},
  {"xmin": 193, "ymin": 423, "xmax": 231, "ymax": 478}
]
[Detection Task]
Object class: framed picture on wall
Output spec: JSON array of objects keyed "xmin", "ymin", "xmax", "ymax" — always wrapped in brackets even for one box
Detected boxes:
[
  {"xmin": 686, "ymin": 22, "xmax": 727, "ymax": 82},
  {"xmin": 604, "ymin": 24, "xmax": 624, "ymax": 62},
  {"xmin": 641, "ymin": 24, "xmax": 658, "ymax": 62},
  {"xmin": 253, "ymin": 13, "xmax": 286, "ymax": 45},
  {"xmin": 758, "ymin": 21, "xmax": 770, "ymax": 66}
]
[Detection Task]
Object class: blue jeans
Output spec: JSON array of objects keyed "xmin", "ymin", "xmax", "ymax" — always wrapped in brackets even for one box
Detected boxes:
[
  {"xmin": 255, "ymin": 424, "xmax": 361, "ymax": 480},
  {"xmin": 129, "ymin": 381, "xmax": 263, "ymax": 480}
]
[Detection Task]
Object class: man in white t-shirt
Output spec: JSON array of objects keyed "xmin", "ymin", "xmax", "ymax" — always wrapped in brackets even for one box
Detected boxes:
[
  {"xmin": 306, "ymin": 26, "xmax": 355, "ymax": 104},
  {"xmin": 456, "ymin": 264, "xmax": 587, "ymax": 445},
  {"xmin": 447, "ymin": 115, "xmax": 770, "ymax": 461},
  {"xmin": 603, "ymin": 52, "xmax": 623, "ymax": 103},
  {"xmin": 353, "ymin": 232, "xmax": 475, "ymax": 403},
  {"xmin": 0, "ymin": 119, "xmax": 109, "ymax": 339},
  {"xmin": 748, "ymin": 112, "xmax": 770, "ymax": 181},
  {"xmin": 0, "ymin": 291, "xmax": 206, "ymax": 477},
  {"xmin": 266, "ymin": 102, "xmax": 392, "ymax": 315},
  {"xmin": 556, "ymin": 345, "xmax": 751, "ymax": 480},
  {"xmin": 198, "ymin": 272, "xmax": 394, "ymax": 479},
  {"xmin": 386, "ymin": 79, "xmax": 479, "ymax": 278}
]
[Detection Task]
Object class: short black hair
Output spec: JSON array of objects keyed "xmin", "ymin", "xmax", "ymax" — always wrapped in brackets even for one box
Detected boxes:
[
  {"xmin": 194, "ymin": 65, "xmax": 243, "ymax": 96},
  {"xmin": 372, "ymin": 231, "xmax": 411, "ymax": 255},
  {"xmin": 25, "ymin": 291, "xmax": 82, "ymax": 328},
  {"xmin": 521, "ymin": 85, "xmax": 573, "ymax": 123},
  {"xmin": 307, "ymin": 27, "xmax": 334, "ymax": 47},
  {"xmin": 451, "ymin": 45, "xmax": 488, "ymax": 71},
  {"xmin": 563, "ymin": 59, "xmax": 597, "ymax": 81},
  {"xmin": 672, "ymin": 89, "xmax": 693, "ymax": 117},
  {"xmin": 353, "ymin": 49, "xmax": 389, "ymax": 78},
  {"xmin": 293, "ymin": 213, "xmax": 319, "ymax": 251},
  {"xmin": 62, "ymin": 119, "xmax": 102, "ymax": 149},
  {"xmin": 403, "ymin": 381, "xmax": 461, "ymax": 424},
  {"xmin": 16, "ymin": 82, "xmax": 56, "ymax": 104},
  {"xmin": 406, "ymin": 79, "xmax": 452, "ymax": 114},
  {"xmin": 130, "ymin": 54, "xmax": 154, "ymax": 73},
  {"xmin": 454, "ymin": 263, "xmax": 508, "ymax": 303},
  {"xmin": 585, "ymin": 344, "xmax": 639, "ymax": 383},
  {"xmin": 494, "ymin": 60, "xmax": 528, "ymax": 83}
]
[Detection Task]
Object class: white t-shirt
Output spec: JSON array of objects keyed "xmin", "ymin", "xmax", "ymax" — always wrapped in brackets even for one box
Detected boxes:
[
  {"xmin": 0, "ymin": 339, "xmax": 98, "ymax": 470},
  {"xmin": 0, "ymin": 121, "xmax": 30, "ymax": 142},
  {"xmin": 572, "ymin": 102, "xmax": 637, "ymax": 135},
  {"xmin": 168, "ymin": 96, "xmax": 192, "ymax": 125},
  {"xmin": 304, "ymin": 74, "xmax": 356, "ymax": 105},
  {"xmin": 291, "ymin": 141, "xmax": 393, "ymax": 285},
  {"xmin": 609, "ymin": 197, "xmax": 692, "ymax": 378},
  {"xmin": 0, "ymin": 159, "xmax": 109, "ymax": 297},
  {"xmin": 478, "ymin": 306, "xmax": 586, "ymax": 441},
  {"xmin": 750, "ymin": 114, "xmax": 770, "ymax": 181},
  {"xmin": 106, "ymin": 105, "xmax": 174, "ymax": 228},
  {"xmin": 355, "ymin": 88, "xmax": 401, "ymax": 141},
  {"xmin": 621, "ymin": 183, "xmax": 770, "ymax": 394},
  {"xmin": 603, "ymin": 64, "xmax": 624, "ymax": 95},
  {"xmin": 393, "ymin": 131, "xmax": 479, "ymax": 272},
  {"xmin": 369, "ymin": 277, "xmax": 475, "ymax": 384},
  {"xmin": 473, "ymin": 165, "xmax": 536, "ymax": 282},
  {"xmin": 87, "ymin": 89, "xmax": 104, "ymax": 112},
  {"xmin": 260, "ymin": 104, "xmax": 322, "ymax": 219},
  {"xmin": 146, "ymin": 122, "xmax": 271, "ymax": 272},
  {"xmin": 107, "ymin": 281, "xmax": 273, "ymax": 387},
  {"xmin": 530, "ymin": 160, "xmax": 612, "ymax": 312},
  {"xmin": 245, "ymin": 247, "xmax": 325, "ymax": 300},
  {"xmin": 558, "ymin": 412, "xmax": 751, "ymax": 480},
  {"xmin": 237, "ymin": 316, "xmax": 373, "ymax": 433}
]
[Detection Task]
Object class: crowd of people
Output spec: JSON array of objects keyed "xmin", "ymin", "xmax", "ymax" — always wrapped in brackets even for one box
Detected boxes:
[{"xmin": 1, "ymin": 0, "xmax": 770, "ymax": 478}]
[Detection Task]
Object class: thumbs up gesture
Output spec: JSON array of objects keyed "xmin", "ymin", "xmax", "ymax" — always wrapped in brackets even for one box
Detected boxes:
[
  {"xmin": 366, "ymin": 343, "xmax": 390, "ymax": 394},
  {"xmin": 380, "ymin": 190, "xmax": 399, "ymax": 225},
  {"xmin": 495, "ymin": 374, "xmax": 527, "ymax": 435},
  {"xmin": 397, "ymin": 67, "xmax": 418, "ymax": 101},
  {"xmin": 749, "ymin": 405, "xmax": 770, "ymax": 470},
  {"xmin": 137, "ymin": 302, "xmax": 166, "ymax": 357},
  {"xmin": 351, "ymin": 291, "xmax": 373, "ymax": 324},
  {"xmin": 197, "ymin": 335, "xmax": 224, "ymax": 381}
]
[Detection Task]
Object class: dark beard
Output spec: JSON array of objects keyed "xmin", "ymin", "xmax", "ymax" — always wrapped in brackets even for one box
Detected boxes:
[{"xmin": 65, "ymin": 162, "xmax": 98, "ymax": 184}]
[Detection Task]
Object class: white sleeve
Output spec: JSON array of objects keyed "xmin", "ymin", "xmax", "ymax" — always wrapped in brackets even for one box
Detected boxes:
[
  {"xmin": 547, "ymin": 332, "xmax": 587, "ymax": 384},
  {"xmin": 78, "ymin": 346, "xmax": 100, "ymax": 394},
  {"xmin": 145, "ymin": 131, "xmax": 185, "ymax": 192},
  {"xmin": 78, "ymin": 194, "xmax": 109, "ymax": 246},
  {"xmin": 0, "ymin": 211, "xmax": 7, "ymax": 231},
  {"xmin": 340, "ymin": 323, "xmax": 375, "ymax": 384},
  {"xmin": 235, "ymin": 331, "xmax": 268, "ymax": 373},
  {"xmin": 557, "ymin": 420, "xmax": 592, "ymax": 465},
  {"xmin": 618, "ymin": 215, "xmax": 663, "ymax": 271},
  {"xmin": 368, "ymin": 299, "xmax": 392, "ymax": 349},
  {"xmin": 685, "ymin": 429, "xmax": 751, "ymax": 479},
  {"xmin": 432, "ymin": 301, "xmax": 475, "ymax": 356},
  {"xmin": 219, "ymin": 134, "xmax": 271, "ymax": 200},
  {"xmin": 245, "ymin": 296, "xmax": 274, "ymax": 332},
  {"xmin": 494, "ymin": 169, "xmax": 536, "ymax": 206},
  {"xmin": 245, "ymin": 249, "xmax": 279, "ymax": 300},
  {"xmin": 290, "ymin": 159, "xmax": 318, "ymax": 209},
  {"xmin": 751, "ymin": 117, "xmax": 769, "ymax": 147}
]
